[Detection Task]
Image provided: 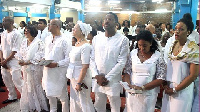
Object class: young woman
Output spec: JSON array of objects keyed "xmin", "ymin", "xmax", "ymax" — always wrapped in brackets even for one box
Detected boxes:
[
  {"xmin": 123, "ymin": 30, "xmax": 166, "ymax": 112},
  {"xmin": 161, "ymin": 18, "xmax": 199, "ymax": 112}
]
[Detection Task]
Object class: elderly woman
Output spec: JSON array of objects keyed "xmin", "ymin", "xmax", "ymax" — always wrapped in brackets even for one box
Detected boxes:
[
  {"xmin": 123, "ymin": 30, "xmax": 166, "ymax": 112},
  {"xmin": 15, "ymin": 25, "xmax": 48, "ymax": 112},
  {"xmin": 161, "ymin": 17, "xmax": 199, "ymax": 112},
  {"xmin": 66, "ymin": 21, "xmax": 95, "ymax": 112}
]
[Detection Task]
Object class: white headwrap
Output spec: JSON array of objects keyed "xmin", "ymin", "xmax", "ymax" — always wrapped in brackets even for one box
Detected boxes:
[{"xmin": 77, "ymin": 21, "xmax": 92, "ymax": 37}]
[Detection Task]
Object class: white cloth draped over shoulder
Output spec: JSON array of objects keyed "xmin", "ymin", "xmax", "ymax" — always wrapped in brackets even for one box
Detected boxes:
[
  {"xmin": 161, "ymin": 38, "xmax": 199, "ymax": 112},
  {"xmin": 90, "ymin": 32, "xmax": 129, "ymax": 96},
  {"xmin": 42, "ymin": 34, "xmax": 72, "ymax": 97}
]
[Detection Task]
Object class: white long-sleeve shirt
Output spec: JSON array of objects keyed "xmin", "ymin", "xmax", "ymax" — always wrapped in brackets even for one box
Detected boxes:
[
  {"xmin": 90, "ymin": 32, "xmax": 129, "ymax": 96},
  {"xmin": 37, "ymin": 27, "xmax": 50, "ymax": 42},
  {"xmin": 42, "ymin": 34, "xmax": 72, "ymax": 97},
  {"xmin": 1, "ymin": 29, "xmax": 22, "ymax": 59}
]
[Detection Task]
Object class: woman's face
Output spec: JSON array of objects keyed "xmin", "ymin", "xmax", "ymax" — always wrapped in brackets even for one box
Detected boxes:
[
  {"xmin": 125, "ymin": 21, "xmax": 128, "ymax": 27},
  {"xmin": 174, "ymin": 22, "xmax": 189, "ymax": 41},
  {"xmin": 87, "ymin": 33, "xmax": 93, "ymax": 40},
  {"xmin": 24, "ymin": 28, "xmax": 31, "ymax": 38},
  {"xmin": 72, "ymin": 38, "xmax": 76, "ymax": 46},
  {"xmin": 72, "ymin": 24, "xmax": 82, "ymax": 38},
  {"xmin": 138, "ymin": 39, "xmax": 151, "ymax": 54}
]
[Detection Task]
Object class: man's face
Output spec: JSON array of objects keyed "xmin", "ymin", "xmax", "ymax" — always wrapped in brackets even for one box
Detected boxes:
[
  {"xmin": 49, "ymin": 20, "xmax": 57, "ymax": 33},
  {"xmin": 2, "ymin": 18, "xmax": 11, "ymax": 30},
  {"xmin": 103, "ymin": 14, "xmax": 116, "ymax": 30},
  {"xmin": 38, "ymin": 21, "xmax": 46, "ymax": 31}
]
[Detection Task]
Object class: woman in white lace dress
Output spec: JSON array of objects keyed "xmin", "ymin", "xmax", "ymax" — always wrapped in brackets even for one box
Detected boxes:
[
  {"xmin": 15, "ymin": 25, "xmax": 48, "ymax": 112},
  {"xmin": 123, "ymin": 30, "xmax": 166, "ymax": 112},
  {"xmin": 66, "ymin": 21, "xmax": 95, "ymax": 112}
]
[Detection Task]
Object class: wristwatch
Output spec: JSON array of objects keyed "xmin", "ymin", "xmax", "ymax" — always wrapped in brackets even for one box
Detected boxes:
[
  {"xmin": 141, "ymin": 85, "xmax": 145, "ymax": 91},
  {"xmin": 57, "ymin": 63, "xmax": 59, "ymax": 67},
  {"xmin": 173, "ymin": 87, "xmax": 177, "ymax": 93}
]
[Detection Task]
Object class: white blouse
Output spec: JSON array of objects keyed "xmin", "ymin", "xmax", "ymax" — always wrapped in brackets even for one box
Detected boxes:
[{"xmin": 67, "ymin": 43, "xmax": 91, "ymax": 80}]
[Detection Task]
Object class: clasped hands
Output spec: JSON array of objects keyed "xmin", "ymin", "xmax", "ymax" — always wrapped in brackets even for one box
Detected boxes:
[
  {"xmin": 128, "ymin": 85, "xmax": 143, "ymax": 90},
  {"xmin": 18, "ymin": 60, "xmax": 31, "ymax": 66},
  {"xmin": 95, "ymin": 74, "xmax": 109, "ymax": 86}
]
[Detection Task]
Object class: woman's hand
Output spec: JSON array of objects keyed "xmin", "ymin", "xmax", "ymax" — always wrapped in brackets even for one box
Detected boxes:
[{"xmin": 75, "ymin": 84, "xmax": 82, "ymax": 91}]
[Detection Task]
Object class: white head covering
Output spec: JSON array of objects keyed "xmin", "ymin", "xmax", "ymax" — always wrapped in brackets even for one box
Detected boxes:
[
  {"xmin": 77, "ymin": 21, "xmax": 92, "ymax": 37},
  {"xmin": 13, "ymin": 23, "xmax": 18, "ymax": 28}
]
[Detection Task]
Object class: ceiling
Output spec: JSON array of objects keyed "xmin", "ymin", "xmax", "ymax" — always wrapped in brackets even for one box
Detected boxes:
[
  {"xmin": 85, "ymin": 0, "xmax": 174, "ymax": 12},
  {"xmin": 0, "ymin": 0, "xmax": 175, "ymax": 12}
]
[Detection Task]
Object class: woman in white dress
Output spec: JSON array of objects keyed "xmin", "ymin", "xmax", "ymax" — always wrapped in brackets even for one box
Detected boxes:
[
  {"xmin": 66, "ymin": 21, "xmax": 95, "ymax": 112},
  {"xmin": 18, "ymin": 21, "xmax": 26, "ymax": 36},
  {"xmin": 15, "ymin": 25, "xmax": 48, "ymax": 112},
  {"xmin": 161, "ymin": 18, "xmax": 199, "ymax": 112},
  {"xmin": 120, "ymin": 20, "xmax": 133, "ymax": 35},
  {"xmin": 123, "ymin": 30, "xmax": 166, "ymax": 112}
]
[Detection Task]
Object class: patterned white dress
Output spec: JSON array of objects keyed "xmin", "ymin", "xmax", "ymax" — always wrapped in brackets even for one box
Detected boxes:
[
  {"xmin": 124, "ymin": 49, "xmax": 166, "ymax": 112},
  {"xmin": 15, "ymin": 38, "xmax": 48, "ymax": 112}
]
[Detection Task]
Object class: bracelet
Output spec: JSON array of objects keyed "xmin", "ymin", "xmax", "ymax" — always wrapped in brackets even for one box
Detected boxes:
[
  {"xmin": 77, "ymin": 83, "xmax": 82, "ymax": 85},
  {"xmin": 173, "ymin": 87, "xmax": 177, "ymax": 93},
  {"xmin": 141, "ymin": 85, "xmax": 145, "ymax": 91}
]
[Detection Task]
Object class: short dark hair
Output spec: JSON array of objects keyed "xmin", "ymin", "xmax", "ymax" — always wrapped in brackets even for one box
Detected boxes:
[
  {"xmin": 25, "ymin": 25, "xmax": 38, "ymax": 37},
  {"xmin": 178, "ymin": 18, "xmax": 194, "ymax": 34},
  {"xmin": 107, "ymin": 12, "xmax": 118, "ymax": 23},
  {"xmin": 116, "ymin": 22, "xmax": 121, "ymax": 30},
  {"xmin": 21, "ymin": 21, "xmax": 26, "ymax": 27},
  {"xmin": 90, "ymin": 28, "xmax": 97, "ymax": 37},
  {"xmin": 123, "ymin": 27, "xmax": 129, "ymax": 32},
  {"xmin": 136, "ymin": 30, "xmax": 159, "ymax": 53},
  {"xmin": 122, "ymin": 20, "xmax": 130, "ymax": 27},
  {"xmin": 38, "ymin": 19, "xmax": 47, "ymax": 25}
]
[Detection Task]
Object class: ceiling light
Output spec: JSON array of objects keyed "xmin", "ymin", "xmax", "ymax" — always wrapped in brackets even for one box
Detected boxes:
[
  {"xmin": 152, "ymin": 0, "xmax": 163, "ymax": 3},
  {"xmin": 108, "ymin": 1, "xmax": 120, "ymax": 4},
  {"xmin": 89, "ymin": 0, "xmax": 101, "ymax": 5},
  {"xmin": 155, "ymin": 9, "xmax": 168, "ymax": 12}
]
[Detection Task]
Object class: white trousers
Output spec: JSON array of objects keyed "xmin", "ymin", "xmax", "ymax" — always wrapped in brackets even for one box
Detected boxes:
[
  {"xmin": 70, "ymin": 78, "xmax": 95, "ymax": 112},
  {"xmin": 47, "ymin": 84, "xmax": 69, "ymax": 112},
  {"xmin": 1, "ymin": 66, "xmax": 23, "ymax": 100},
  {"xmin": 94, "ymin": 92, "xmax": 121, "ymax": 112}
]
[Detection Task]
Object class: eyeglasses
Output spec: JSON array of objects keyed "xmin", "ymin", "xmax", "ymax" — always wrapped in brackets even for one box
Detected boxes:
[
  {"xmin": 174, "ymin": 28, "xmax": 186, "ymax": 32},
  {"xmin": 24, "ymin": 29, "xmax": 30, "ymax": 33}
]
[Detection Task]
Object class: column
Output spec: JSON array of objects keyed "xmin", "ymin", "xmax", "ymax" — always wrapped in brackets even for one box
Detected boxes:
[
  {"xmin": 78, "ymin": 0, "xmax": 85, "ymax": 22},
  {"xmin": 49, "ymin": 0, "xmax": 55, "ymax": 19},
  {"xmin": 26, "ymin": 7, "xmax": 31, "ymax": 23},
  {"xmin": 172, "ymin": 0, "xmax": 180, "ymax": 29}
]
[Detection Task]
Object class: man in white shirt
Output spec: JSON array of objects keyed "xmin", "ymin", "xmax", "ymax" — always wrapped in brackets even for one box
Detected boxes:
[
  {"xmin": 42, "ymin": 19, "xmax": 71, "ymax": 112},
  {"xmin": 0, "ymin": 17, "xmax": 23, "ymax": 104},
  {"xmin": 37, "ymin": 19, "xmax": 50, "ymax": 42},
  {"xmin": 90, "ymin": 12, "xmax": 129, "ymax": 112}
]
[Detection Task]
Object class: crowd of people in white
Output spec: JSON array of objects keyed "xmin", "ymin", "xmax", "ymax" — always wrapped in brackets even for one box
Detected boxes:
[{"xmin": 0, "ymin": 12, "xmax": 199, "ymax": 112}]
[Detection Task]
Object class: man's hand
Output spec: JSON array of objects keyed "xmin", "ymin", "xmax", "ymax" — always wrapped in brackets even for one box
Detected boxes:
[
  {"xmin": 45, "ymin": 63, "xmax": 58, "ymax": 68},
  {"xmin": 95, "ymin": 74, "xmax": 109, "ymax": 86},
  {"xmin": 1, "ymin": 59, "xmax": 7, "ymax": 66}
]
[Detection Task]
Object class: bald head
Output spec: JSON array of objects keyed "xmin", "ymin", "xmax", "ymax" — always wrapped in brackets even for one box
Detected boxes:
[
  {"xmin": 145, "ymin": 24, "xmax": 155, "ymax": 34},
  {"xmin": 49, "ymin": 19, "xmax": 62, "ymax": 35},
  {"xmin": 51, "ymin": 19, "xmax": 62, "ymax": 29},
  {"xmin": 4, "ymin": 17, "xmax": 14, "ymax": 23},
  {"xmin": 3, "ymin": 17, "xmax": 14, "ymax": 30}
]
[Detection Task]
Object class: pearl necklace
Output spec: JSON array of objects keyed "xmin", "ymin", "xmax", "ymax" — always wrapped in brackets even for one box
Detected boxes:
[{"xmin": 75, "ymin": 38, "xmax": 84, "ymax": 45}]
